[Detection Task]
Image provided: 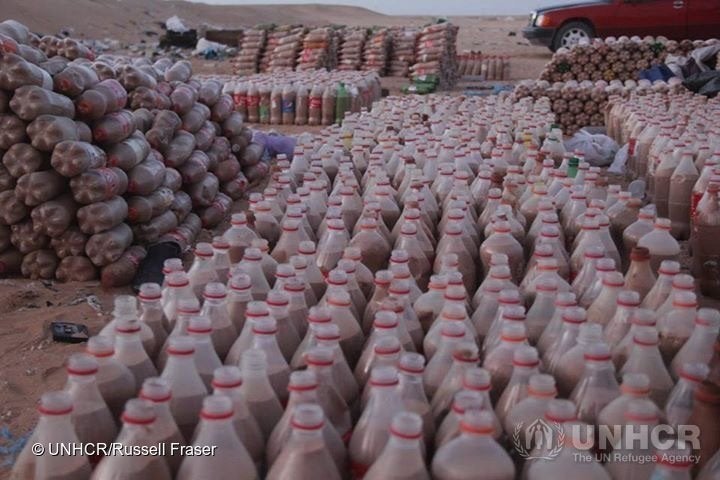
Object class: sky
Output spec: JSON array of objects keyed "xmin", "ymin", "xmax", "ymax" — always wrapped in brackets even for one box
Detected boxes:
[{"xmin": 186, "ymin": 0, "xmax": 592, "ymax": 16}]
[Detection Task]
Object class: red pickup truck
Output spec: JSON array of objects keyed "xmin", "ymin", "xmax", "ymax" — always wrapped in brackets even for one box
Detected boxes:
[{"xmin": 523, "ymin": 0, "xmax": 720, "ymax": 51}]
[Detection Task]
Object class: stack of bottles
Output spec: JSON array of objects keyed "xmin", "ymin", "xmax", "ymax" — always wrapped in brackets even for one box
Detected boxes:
[
  {"xmin": 608, "ymin": 89, "xmax": 720, "ymax": 299},
  {"xmin": 13, "ymin": 91, "xmax": 720, "ymax": 480},
  {"xmin": 457, "ymin": 52, "xmax": 511, "ymax": 81}
]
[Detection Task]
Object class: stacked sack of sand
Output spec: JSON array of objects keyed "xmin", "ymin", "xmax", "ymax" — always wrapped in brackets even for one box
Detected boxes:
[
  {"xmin": 361, "ymin": 28, "xmax": 390, "ymax": 75},
  {"xmin": 388, "ymin": 27, "xmax": 418, "ymax": 77},
  {"xmin": 410, "ymin": 22, "xmax": 459, "ymax": 88},
  {"xmin": 297, "ymin": 27, "xmax": 334, "ymax": 71},
  {"xmin": 338, "ymin": 28, "xmax": 367, "ymax": 71},
  {"xmin": 235, "ymin": 28, "xmax": 266, "ymax": 76},
  {"xmin": 261, "ymin": 25, "xmax": 305, "ymax": 73}
]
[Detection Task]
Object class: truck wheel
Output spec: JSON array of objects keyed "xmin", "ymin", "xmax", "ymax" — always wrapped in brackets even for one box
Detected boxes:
[{"xmin": 552, "ymin": 21, "xmax": 593, "ymax": 51}]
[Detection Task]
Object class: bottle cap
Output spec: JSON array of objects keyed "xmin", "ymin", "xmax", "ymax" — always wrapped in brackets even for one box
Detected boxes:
[
  {"xmin": 290, "ymin": 256, "xmax": 308, "ymax": 272},
  {"xmin": 390, "ymin": 249, "xmax": 410, "ymax": 264},
  {"xmin": 241, "ymin": 348, "xmax": 267, "ymax": 372},
  {"xmin": 441, "ymin": 253, "xmax": 459, "ymax": 268},
  {"xmin": 246, "ymin": 301, "xmax": 270, "ymax": 318},
  {"xmin": 313, "ymin": 323, "xmax": 341, "ymax": 342},
  {"xmin": 451, "ymin": 390, "xmax": 484, "ymax": 414},
  {"xmin": 194, "ymin": 242, "xmax": 213, "ymax": 258},
  {"xmin": 500, "ymin": 323, "xmax": 527, "ymax": 342},
  {"xmin": 374, "ymin": 336, "xmax": 402, "ymax": 355},
  {"xmin": 122, "ymin": 398, "xmax": 156, "ymax": 425},
  {"xmin": 672, "ymin": 274, "xmax": 696, "ymax": 291},
  {"xmin": 327, "ymin": 289, "xmax": 351, "ymax": 307},
  {"xmin": 620, "ymin": 373, "xmax": 650, "ymax": 395},
  {"xmin": 389, "ymin": 279, "xmax": 411, "ymax": 296},
  {"xmin": 374, "ymin": 311, "xmax": 398, "ymax": 329},
  {"xmin": 188, "ymin": 316, "xmax": 213, "ymax": 335},
  {"xmin": 113, "ymin": 295, "xmax": 138, "ymax": 317},
  {"xmin": 696, "ymin": 308, "xmax": 720, "ymax": 328},
  {"xmin": 583, "ymin": 341, "xmax": 611, "ymax": 361},
  {"xmin": 298, "ymin": 241, "xmax": 317, "ymax": 255},
  {"xmin": 555, "ymin": 292, "xmax": 577, "ymax": 307},
  {"xmin": 291, "ymin": 403, "xmax": 325, "ymax": 431},
  {"xmin": 374, "ymin": 270, "xmax": 393, "ymax": 286},
  {"xmin": 243, "ymin": 247, "xmax": 262, "ymax": 261},
  {"xmin": 201, "ymin": 394, "xmax": 234, "ymax": 420},
  {"xmin": 140, "ymin": 377, "xmax": 173, "ymax": 402},
  {"xmin": 230, "ymin": 273, "xmax": 251, "ymax": 291},
  {"xmin": 658, "ymin": 260, "xmax": 680, "ymax": 275},
  {"xmin": 66, "ymin": 353, "xmax": 99, "ymax": 376},
  {"xmin": 212, "ymin": 236, "xmax": 230, "ymax": 250},
  {"xmin": 283, "ymin": 277, "xmax": 306, "ymax": 293},
  {"xmin": 267, "ymin": 290, "xmax": 290, "ymax": 308},
  {"xmin": 288, "ymin": 370, "xmax": 318, "ymax": 392},
  {"xmin": 305, "ymin": 347, "xmax": 335, "ymax": 367},
  {"xmin": 512, "ymin": 345, "xmax": 539, "ymax": 367},
  {"xmin": 528, "ymin": 374, "xmax": 557, "ymax": 396},
  {"xmin": 177, "ymin": 298, "xmax": 201, "ymax": 315},
  {"xmin": 460, "ymin": 410, "xmax": 495, "ymax": 435},
  {"xmin": 203, "ymin": 282, "xmax": 227, "ymax": 300},
  {"xmin": 115, "ymin": 317, "xmax": 141, "ymax": 334},
  {"xmin": 442, "ymin": 304, "xmax": 467, "ymax": 322},
  {"xmin": 343, "ymin": 246, "xmax": 362, "ymax": 260},
  {"xmin": 544, "ymin": 399, "xmax": 576, "ymax": 423},
  {"xmin": 326, "ymin": 269, "xmax": 348, "ymax": 286},
  {"xmin": 252, "ymin": 317, "xmax": 278, "ymax": 335},
  {"xmin": 276, "ymin": 264, "xmax": 295, "ymax": 279},
  {"xmin": 399, "ymin": 352, "xmax": 425, "ymax": 374},
  {"xmin": 212, "ymin": 366, "xmax": 243, "ymax": 390},
  {"xmin": 308, "ymin": 306, "xmax": 331, "ymax": 323},
  {"xmin": 231, "ymin": 213, "xmax": 247, "ymax": 225},
  {"xmin": 490, "ymin": 253, "xmax": 509, "ymax": 266},
  {"xmin": 672, "ymin": 291, "xmax": 697, "ymax": 308},
  {"xmin": 138, "ymin": 283, "xmax": 161, "ymax": 301},
  {"xmin": 444, "ymin": 285, "xmax": 466, "ymax": 301},
  {"xmin": 654, "ymin": 217, "xmax": 672, "ymax": 230},
  {"xmin": 369, "ymin": 365, "xmax": 399, "ymax": 386},
  {"xmin": 167, "ymin": 336, "xmax": 195, "ymax": 356},
  {"xmin": 562, "ymin": 307, "xmax": 587, "ymax": 325},
  {"xmin": 462, "ymin": 367, "xmax": 491, "ymax": 391},
  {"xmin": 86, "ymin": 336, "xmax": 114, "ymax": 357},
  {"xmin": 630, "ymin": 308, "xmax": 657, "ymax": 326},
  {"xmin": 679, "ymin": 362, "xmax": 710, "ymax": 383},
  {"xmin": 595, "ymin": 258, "xmax": 617, "ymax": 272},
  {"xmin": 162, "ymin": 258, "xmax": 183, "ymax": 275},
  {"xmin": 390, "ymin": 411, "xmax": 423, "ymax": 440},
  {"xmin": 38, "ymin": 391, "xmax": 73, "ymax": 416},
  {"xmin": 633, "ymin": 326, "xmax": 659, "ymax": 346},
  {"xmin": 498, "ymin": 289, "xmax": 521, "ymax": 304},
  {"xmin": 502, "ymin": 305, "xmax": 526, "ymax": 322},
  {"xmin": 452, "ymin": 342, "xmax": 479, "ymax": 363}
]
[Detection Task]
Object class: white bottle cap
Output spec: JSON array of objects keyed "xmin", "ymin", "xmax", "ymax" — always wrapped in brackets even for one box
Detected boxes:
[
  {"xmin": 555, "ymin": 292, "xmax": 577, "ymax": 307},
  {"xmin": 389, "ymin": 279, "xmax": 411, "ymax": 296},
  {"xmin": 212, "ymin": 236, "xmax": 229, "ymax": 250},
  {"xmin": 305, "ymin": 347, "xmax": 335, "ymax": 367},
  {"xmin": 246, "ymin": 301, "xmax": 270, "ymax": 317},
  {"xmin": 113, "ymin": 295, "xmax": 138, "ymax": 317},
  {"xmin": 545, "ymin": 399, "xmax": 576, "ymax": 423},
  {"xmin": 500, "ymin": 323, "xmax": 526, "ymax": 342},
  {"xmin": 251, "ymin": 238, "xmax": 270, "ymax": 251},
  {"xmin": 460, "ymin": 410, "xmax": 495, "ymax": 435},
  {"xmin": 115, "ymin": 317, "xmax": 141, "ymax": 335},
  {"xmin": 195, "ymin": 242, "xmax": 213, "ymax": 258},
  {"xmin": 374, "ymin": 270, "xmax": 394, "ymax": 286},
  {"xmin": 621, "ymin": 373, "xmax": 650, "ymax": 394},
  {"xmin": 204, "ymin": 282, "xmax": 227, "ymax": 300},
  {"xmin": 308, "ymin": 306, "xmax": 331, "ymax": 323},
  {"xmin": 243, "ymin": 248, "xmax": 262, "ymax": 261},
  {"xmin": 327, "ymin": 289, "xmax": 351, "ymax": 307},
  {"xmin": 672, "ymin": 291, "xmax": 697, "ymax": 308},
  {"xmin": 596, "ymin": 258, "xmax": 617, "ymax": 272},
  {"xmin": 276, "ymin": 264, "xmax": 295, "ymax": 279},
  {"xmin": 267, "ymin": 290, "xmax": 290, "ymax": 308},
  {"xmin": 696, "ymin": 308, "xmax": 720, "ymax": 328},
  {"xmin": 513, "ymin": 345, "xmax": 539, "ymax": 367},
  {"xmin": 374, "ymin": 336, "xmax": 402, "ymax": 356},
  {"xmin": 66, "ymin": 353, "xmax": 99, "ymax": 376},
  {"xmin": 617, "ymin": 290, "xmax": 640, "ymax": 307},
  {"xmin": 167, "ymin": 336, "xmax": 195, "ymax": 356},
  {"xmin": 625, "ymin": 398, "xmax": 659, "ymax": 423},
  {"xmin": 122, "ymin": 398, "xmax": 156, "ymax": 425},
  {"xmin": 369, "ymin": 365, "xmax": 399, "ymax": 387},
  {"xmin": 326, "ymin": 269, "xmax": 347, "ymax": 286},
  {"xmin": 444, "ymin": 286, "xmax": 466, "ymax": 301},
  {"xmin": 188, "ymin": 316, "xmax": 213, "ymax": 335},
  {"xmin": 442, "ymin": 304, "xmax": 467, "ymax": 322},
  {"xmin": 252, "ymin": 317, "xmax": 278, "ymax": 335},
  {"xmin": 583, "ymin": 341, "xmax": 612, "ymax": 361},
  {"xmin": 374, "ymin": 311, "xmax": 398, "ymax": 329},
  {"xmin": 241, "ymin": 348, "xmax": 267, "ymax": 372},
  {"xmin": 39, "ymin": 391, "xmax": 73, "ymax": 415},
  {"xmin": 490, "ymin": 253, "xmax": 509, "ymax": 266},
  {"xmin": 163, "ymin": 258, "xmax": 183, "ymax": 274},
  {"xmin": 390, "ymin": 411, "xmax": 423, "ymax": 439},
  {"xmin": 528, "ymin": 374, "xmax": 556, "ymax": 395},
  {"xmin": 167, "ymin": 271, "xmax": 190, "ymax": 287},
  {"xmin": 563, "ymin": 307, "xmax": 587, "ymax": 324},
  {"xmin": 658, "ymin": 260, "xmax": 680, "ymax": 275},
  {"xmin": 672, "ymin": 274, "xmax": 696, "ymax": 291},
  {"xmin": 499, "ymin": 289, "xmax": 521, "ymax": 304},
  {"xmin": 288, "ymin": 370, "xmax": 318, "ymax": 391},
  {"xmin": 502, "ymin": 305, "xmax": 526, "ymax": 322},
  {"xmin": 86, "ymin": 336, "xmax": 114, "ymax": 357},
  {"xmin": 201, "ymin": 394, "xmax": 234, "ymax": 420},
  {"xmin": 138, "ymin": 283, "xmax": 161, "ymax": 301},
  {"xmin": 177, "ymin": 297, "xmax": 200, "ymax": 315},
  {"xmin": 141, "ymin": 377, "xmax": 173, "ymax": 402},
  {"xmin": 399, "ymin": 352, "xmax": 425, "ymax": 374},
  {"xmin": 230, "ymin": 273, "xmax": 251, "ymax": 291},
  {"xmin": 291, "ymin": 404, "xmax": 324, "ymax": 430},
  {"xmin": 212, "ymin": 366, "xmax": 242, "ymax": 390}
]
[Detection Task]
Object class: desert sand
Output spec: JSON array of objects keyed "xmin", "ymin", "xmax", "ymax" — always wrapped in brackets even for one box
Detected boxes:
[{"xmin": 0, "ymin": 0, "xmax": 556, "ymax": 468}]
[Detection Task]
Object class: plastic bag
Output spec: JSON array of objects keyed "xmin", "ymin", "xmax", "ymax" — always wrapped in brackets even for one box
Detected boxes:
[
  {"xmin": 608, "ymin": 143, "xmax": 628, "ymax": 175},
  {"xmin": 564, "ymin": 129, "xmax": 618, "ymax": 167}
]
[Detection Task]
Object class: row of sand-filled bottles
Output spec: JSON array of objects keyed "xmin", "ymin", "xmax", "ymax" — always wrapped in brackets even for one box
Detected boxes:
[
  {"xmin": 12, "ymin": 92, "xmax": 720, "ymax": 479},
  {"xmin": 223, "ymin": 72, "xmax": 382, "ymax": 127},
  {"xmin": 607, "ymin": 91, "xmax": 720, "ymax": 297}
]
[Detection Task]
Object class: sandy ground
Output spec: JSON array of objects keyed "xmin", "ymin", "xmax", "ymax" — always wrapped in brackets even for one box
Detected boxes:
[{"xmin": 0, "ymin": 0, "xmax": 542, "ymax": 470}]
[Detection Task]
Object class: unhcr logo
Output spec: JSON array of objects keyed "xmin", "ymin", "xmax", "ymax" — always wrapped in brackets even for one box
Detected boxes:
[{"xmin": 512, "ymin": 419, "xmax": 564, "ymax": 460}]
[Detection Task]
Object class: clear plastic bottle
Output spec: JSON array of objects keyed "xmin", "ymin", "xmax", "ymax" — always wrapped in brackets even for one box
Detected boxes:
[
  {"xmin": 349, "ymin": 366, "xmax": 405, "ymax": 477},
  {"xmin": 484, "ymin": 323, "xmax": 528, "ymax": 397},
  {"xmin": 160, "ymin": 336, "xmax": 208, "ymax": 441},
  {"xmin": 537, "ymin": 292, "xmax": 578, "ymax": 356},
  {"xmin": 545, "ymin": 306, "xmax": 587, "ymax": 375},
  {"xmin": 211, "ymin": 236, "xmax": 232, "ymax": 284},
  {"xmin": 665, "ymin": 362, "xmax": 710, "ymax": 429},
  {"xmin": 305, "ymin": 347, "xmax": 353, "ymax": 441},
  {"xmin": 249, "ymin": 316, "xmax": 291, "ymax": 404},
  {"xmin": 398, "ymin": 352, "xmax": 435, "ymax": 444},
  {"xmin": 162, "ymin": 271, "xmax": 196, "ymax": 327},
  {"xmin": 85, "ymin": 335, "xmax": 136, "ymax": 420},
  {"xmin": 494, "ymin": 345, "xmax": 541, "ymax": 425},
  {"xmin": 657, "ymin": 291, "xmax": 698, "ymax": 363},
  {"xmin": 603, "ymin": 290, "xmax": 641, "ymax": 347},
  {"xmin": 671, "ymin": 308, "xmax": 719, "ymax": 379},
  {"xmin": 138, "ymin": 377, "xmax": 186, "ymax": 474},
  {"xmin": 579, "ymin": 258, "xmax": 617, "ymax": 309},
  {"xmin": 570, "ymin": 342, "xmax": 621, "ymax": 425},
  {"xmin": 637, "ymin": 218, "xmax": 681, "ymax": 274},
  {"xmin": 226, "ymin": 212, "xmax": 259, "ymax": 264},
  {"xmin": 188, "ymin": 242, "xmax": 219, "ymax": 298},
  {"xmin": 621, "ymin": 327, "xmax": 674, "ymax": 406},
  {"xmin": 237, "ymin": 248, "xmax": 271, "ymax": 301},
  {"xmin": 586, "ymin": 271, "xmax": 625, "ymax": 327},
  {"xmin": 240, "ymin": 348, "xmax": 284, "ymax": 441},
  {"xmin": 504, "ymin": 373, "xmax": 557, "ymax": 446},
  {"xmin": 524, "ymin": 279, "xmax": 558, "ymax": 343},
  {"xmin": 603, "ymin": 398, "xmax": 659, "ymax": 480},
  {"xmin": 597, "ymin": 372, "xmax": 658, "ymax": 431},
  {"xmin": 668, "ymin": 149, "xmax": 699, "ymax": 239},
  {"xmin": 432, "ymin": 410, "xmax": 515, "ymax": 480},
  {"xmin": 63, "ymin": 353, "xmax": 118, "ymax": 458},
  {"xmin": 642, "ymin": 260, "xmax": 680, "ymax": 311},
  {"xmin": 11, "ymin": 391, "xmax": 92, "ymax": 480},
  {"xmin": 326, "ymin": 289, "xmax": 364, "ymax": 367},
  {"xmin": 113, "ymin": 317, "xmax": 158, "ymax": 386},
  {"xmin": 266, "ymin": 404, "xmax": 342, "ymax": 480},
  {"xmin": 364, "ymin": 412, "xmax": 430, "ymax": 480},
  {"xmin": 100, "ymin": 295, "xmax": 156, "ymax": 358},
  {"xmin": 186, "ymin": 316, "xmax": 222, "ymax": 390},
  {"xmin": 266, "ymin": 370, "xmax": 346, "ymax": 471},
  {"xmin": 227, "ymin": 273, "xmax": 253, "ymax": 333},
  {"xmin": 91, "ymin": 399, "xmax": 172, "ymax": 480},
  {"xmin": 624, "ymin": 247, "xmax": 656, "ymax": 302},
  {"xmin": 623, "ymin": 205, "xmax": 656, "ymax": 257},
  {"xmin": 435, "ymin": 390, "xmax": 485, "ymax": 448},
  {"xmin": 480, "ymin": 221, "xmax": 525, "ymax": 284},
  {"xmin": 177, "ymin": 395, "xmax": 258, "ymax": 480}
]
